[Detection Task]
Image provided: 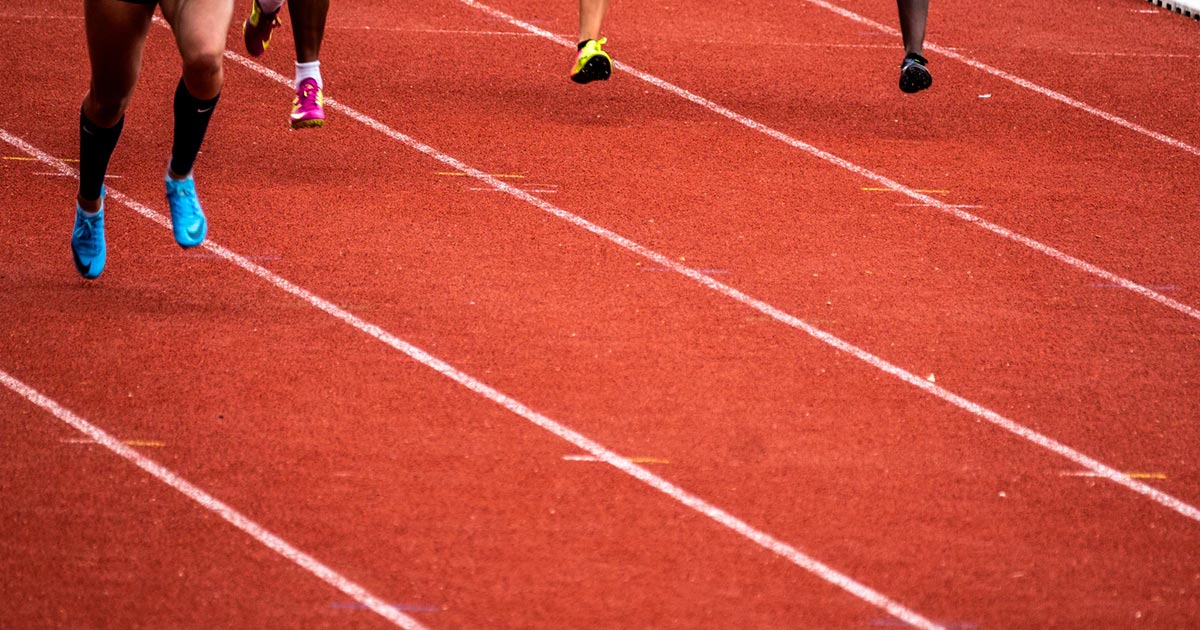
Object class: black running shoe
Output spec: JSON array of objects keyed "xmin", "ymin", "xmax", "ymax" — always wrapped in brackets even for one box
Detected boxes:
[{"xmin": 899, "ymin": 52, "xmax": 932, "ymax": 94}]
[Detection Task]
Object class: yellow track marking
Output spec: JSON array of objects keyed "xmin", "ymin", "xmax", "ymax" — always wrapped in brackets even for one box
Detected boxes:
[{"xmin": 436, "ymin": 171, "xmax": 524, "ymax": 179}]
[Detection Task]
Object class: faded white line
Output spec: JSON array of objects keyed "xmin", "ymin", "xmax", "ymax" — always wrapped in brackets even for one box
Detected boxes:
[
  {"xmin": 210, "ymin": 52, "xmax": 1200, "ymax": 523},
  {"xmin": 1, "ymin": 128, "xmax": 945, "ymax": 630},
  {"xmin": 0, "ymin": 369, "xmax": 427, "ymax": 630},
  {"xmin": 453, "ymin": 0, "xmax": 1200, "ymax": 322}
]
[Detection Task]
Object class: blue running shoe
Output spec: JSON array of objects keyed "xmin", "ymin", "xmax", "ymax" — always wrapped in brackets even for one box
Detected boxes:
[
  {"xmin": 165, "ymin": 173, "xmax": 208, "ymax": 248},
  {"xmin": 71, "ymin": 197, "xmax": 107, "ymax": 280}
]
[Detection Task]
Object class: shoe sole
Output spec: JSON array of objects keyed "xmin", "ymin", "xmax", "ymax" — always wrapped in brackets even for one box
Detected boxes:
[
  {"xmin": 291, "ymin": 118, "xmax": 325, "ymax": 130},
  {"xmin": 571, "ymin": 56, "xmax": 612, "ymax": 84},
  {"xmin": 899, "ymin": 65, "xmax": 932, "ymax": 93}
]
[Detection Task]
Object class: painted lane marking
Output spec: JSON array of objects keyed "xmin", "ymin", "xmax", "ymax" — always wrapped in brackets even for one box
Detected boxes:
[
  {"xmin": 34, "ymin": 171, "xmax": 121, "ymax": 178},
  {"xmin": 1061, "ymin": 471, "xmax": 1168, "ymax": 480},
  {"xmin": 640, "ymin": 267, "xmax": 730, "ymax": 275},
  {"xmin": 4, "ymin": 156, "xmax": 78, "ymax": 162},
  {"xmin": 1091, "ymin": 283, "xmax": 1180, "ymax": 292},
  {"xmin": 437, "ymin": 171, "xmax": 525, "ymax": 179},
  {"xmin": 0, "ymin": 369, "xmax": 427, "ymax": 630},
  {"xmin": 330, "ymin": 601, "xmax": 444, "ymax": 613},
  {"xmin": 692, "ymin": 40, "xmax": 897, "ymax": 49},
  {"xmin": 2, "ymin": 129, "xmax": 946, "ymax": 630},
  {"xmin": 897, "ymin": 203, "xmax": 985, "ymax": 209},
  {"xmin": 215, "ymin": 52, "xmax": 1200, "ymax": 523},
  {"xmin": 870, "ymin": 619, "xmax": 978, "ymax": 629},
  {"xmin": 796, "ymin": 0, "xmax": 1200, "ymax": 158},
  {"xmin": 326, "ymin": 26, "xmax": 540, "ymax": 37},
  {"xmin": 564, "ymin": 455, "xmax": 671, "ymax": 465},
  {"xmin": 453, "ymin": 0, "xmax": 1200, "ymax": 323},
  {"xmin": 1068, "ymin": 50, "xmax": 1199, "ymax": 58},
  {"xmin": 62, "ymin": 438, "xmax": 165, "ymax": 447},
  {"xmin": 468, "ymin": 186, "xmax": 558, "ymax": 193},
  {"xmin": 179, "ymin": 252, "xmax": 282, "ymax": 261}
]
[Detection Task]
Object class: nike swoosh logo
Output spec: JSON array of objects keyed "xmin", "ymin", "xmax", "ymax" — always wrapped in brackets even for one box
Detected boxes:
[
  {"xmin": 82, "ymin": 126, "xmax": 96, "ymax": 135},
  {"xmin": 197, "ymin": 106, "xmax": 214, "ymax": 114}
]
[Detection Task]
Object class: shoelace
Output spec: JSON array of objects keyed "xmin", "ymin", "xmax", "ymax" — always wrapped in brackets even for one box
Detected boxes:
[
  {"xmin": 166, "ymin": 181, "xmax": 199, "ymax": 217},
  {"xmin": 74, "ymin": 215, "xmax": 101, "ymax": 252},
  {"xmin": 297, "ymin": 83, "xmax": 319, "ymax": 106}
]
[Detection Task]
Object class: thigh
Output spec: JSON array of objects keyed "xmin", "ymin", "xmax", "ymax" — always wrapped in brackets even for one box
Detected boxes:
[
  {"xmin": 83, "ymin": 0, "xmax": 156, "ymax": 103},
  {"xmin": 158, "ymin": 0, "xmax": 235, "ymax": 59}
]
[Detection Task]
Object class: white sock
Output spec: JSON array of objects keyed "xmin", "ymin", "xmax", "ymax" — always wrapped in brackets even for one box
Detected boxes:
[
  {"xmin": 257, "ymin": 0, "xmax": 285, "ymax": 14},
  {"xmin": 295, "ymin": 61, "xmax": 322, "ymax": 89},
  {"xmin": 78, "ymin": 204, "xmax": 102, "ymax": 218}
]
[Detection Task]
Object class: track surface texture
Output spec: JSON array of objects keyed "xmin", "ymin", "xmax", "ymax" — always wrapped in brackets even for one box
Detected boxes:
[{"xmin": 1, "ymin": 0, "xmax": 1198, "ymax": 628}]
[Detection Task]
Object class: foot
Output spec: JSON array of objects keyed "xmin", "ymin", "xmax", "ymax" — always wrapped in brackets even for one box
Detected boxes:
[
  {"xmin": 571, "ymin": 38, "xmax": 612, "ymax": 84},
  {"xmin": 71, "ymin": 198, "xmax": 107, "ymax": 280},
  {"xmin": 165, "ymin": 173, "xmax": 208, "ymax": 248},
  {"xmin": 290, "ymin": 77, "xmax": 325, "ymax": 129},
  {"xmin": 899, "ymin": 52, "xmax": 932, "ymax": 94},
  {"xmin": 243, "ymin": 0, "xmax": 282, "ymax": 57}
]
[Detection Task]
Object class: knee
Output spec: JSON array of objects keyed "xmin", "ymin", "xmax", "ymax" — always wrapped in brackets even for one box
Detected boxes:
[
  {"xmin": 180, "ymin": 48, "xmax": 224, "ymax": 96},
  {"xmin": 85, "ymin": 90, "xmax": 131, "ymax": 127}
]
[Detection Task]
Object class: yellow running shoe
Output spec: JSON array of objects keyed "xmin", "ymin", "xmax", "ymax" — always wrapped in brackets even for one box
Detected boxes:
[
  {"xmin": 571, "ymin": 38, "xmax": 612, "ymax": 84},
  {"xmin": 243, "ymin": 0, "xmax": 282, "ymax": 58}
]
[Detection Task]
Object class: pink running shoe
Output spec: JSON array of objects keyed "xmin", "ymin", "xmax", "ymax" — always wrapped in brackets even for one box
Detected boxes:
[{"xmin": 290, "ymin": 77, "xmax": 325, "ymax": 129}]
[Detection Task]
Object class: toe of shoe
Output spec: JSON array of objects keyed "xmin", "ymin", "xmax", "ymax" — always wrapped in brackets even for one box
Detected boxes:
[
  {"xmin": 173, "ymin": 217, "xmax": 208, "ymax": 248},
  {"xmin": 72, "ymin": 248, "xmax": 104, "ymax": 279}
]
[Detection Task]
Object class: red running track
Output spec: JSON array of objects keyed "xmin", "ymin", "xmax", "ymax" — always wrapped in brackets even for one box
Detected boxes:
[{"xmin": 1, "ymin": 0, "xmax": 1198, "ymax": 628}]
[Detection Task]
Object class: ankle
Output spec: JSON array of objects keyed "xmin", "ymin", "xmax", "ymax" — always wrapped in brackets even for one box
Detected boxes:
[{"xmin": 77, "ymin": 195, "xmax": 103, "ymax": 214}]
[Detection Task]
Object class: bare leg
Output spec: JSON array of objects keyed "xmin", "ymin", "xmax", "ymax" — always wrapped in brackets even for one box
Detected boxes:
[
  {"xmin": 79, "ymin": 0, "xmax": 155, "ymax": 211},
  {"xmin": 897, "ymin": 0, "xmax": 929, "ymax": 56},
  {"xmin": 578, "ymin": 0, "xmax": 610, "ymax": 42},
  {"xmin": 159, "ymin": 0, "xmax": 234, "ymax": 179},
  {"xmin": 160, "ymin": 0, "xmax": 235, "ymax": 101},
  {"xmin": 289, "ymin": 0, "xmax": 329, "ymax": 63}
]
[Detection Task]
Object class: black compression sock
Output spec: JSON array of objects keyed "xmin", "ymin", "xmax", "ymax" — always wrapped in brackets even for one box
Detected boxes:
[
  {"xmin": 577, "ymin": 40, "xmax": 590, "ymax": 50},
  {"xmin": 169, "ymin": 78, "xmax": 220, "ymax": 176},
  {"xmin": 79, "ymin": 107, "xmax": 124, "ymax": 201}
]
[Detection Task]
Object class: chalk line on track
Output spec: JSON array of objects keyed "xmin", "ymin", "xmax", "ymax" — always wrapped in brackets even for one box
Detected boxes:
[
  {"xmin": 0, "ymin": 369, "xmax": 429, "ymax": 630},
  {"xmin": 213, "ymin": 33, "xmax": 1200, "ymax": 527},
  {"xmin": 452, "ymin": 0, "xmax": 1200, "ymax": 323},
  {"xmin": 0, "ymin": 129, "xmax": 946, "ymax": 630}
]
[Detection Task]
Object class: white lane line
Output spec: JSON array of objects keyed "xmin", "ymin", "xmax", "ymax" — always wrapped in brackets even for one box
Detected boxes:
[
  {"xmin": 564, "ymin": 454, "xmax": 671, "ymax": 464},
  {"xmin": 218, "ymin": 51, "xmax": 1200, "ymax": 524},
  {"xmin": 0, "ymin": 369, "xmax": 427, "ymax": 630},
  {"xmin": 1068, "ymin": 51, "xmax": 1199, "ymax": 59},
  {"xmin": 796, "ymin": 0, "xmax": 1200, "ymax": 158},
  {"xmin": 453, "ymin": 0, "xmax": 1200, "ymax": 323},
  {"xmin": 326, "ymin": 25, "xmax": 540, "ymax": 36},
  {"xmin": 1061, "ymin": 470, "xmax": 1168, "ymax": 480},
  {"xmin": 1, "ymin": 129, "xmax": 946, "ymax": 630}
]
